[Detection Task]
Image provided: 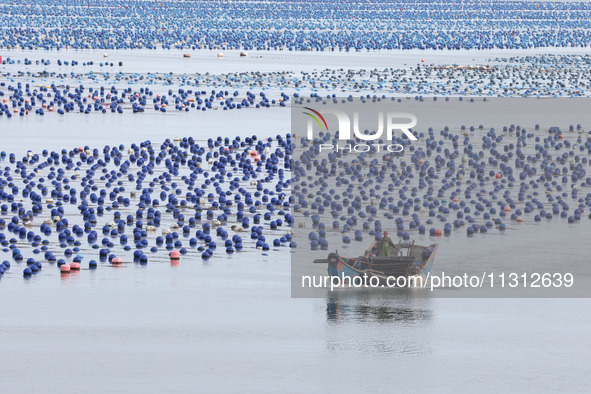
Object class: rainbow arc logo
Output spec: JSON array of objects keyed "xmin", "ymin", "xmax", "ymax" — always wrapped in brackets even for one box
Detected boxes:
[{"xmin": 302, "ymin": 107, "xmax": 329, "ymax": 132}]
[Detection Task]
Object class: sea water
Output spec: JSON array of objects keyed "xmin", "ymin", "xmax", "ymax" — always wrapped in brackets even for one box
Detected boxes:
[{"xmin": 1, "ymin": 49, "xmax": 591, "ymax": 393}]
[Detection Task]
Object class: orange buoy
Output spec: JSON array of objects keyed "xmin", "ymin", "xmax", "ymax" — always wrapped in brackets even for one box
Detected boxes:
[
  {"xmin": 434, "ymin": 228, "xmax": 442, "ymax": 236},
  {"xmin": 70, "ymin": 262, "xmax": 80, "ymax": 270},
  {"xmin": 170, "ymin": 250, "xmax": 180, "ymax": 260},
  {"xmin": 504, "ymin": 206, "xmax": 511, "ymax": 212},
  {"xmin": 48, "ymin": 107, "xmax": 54, "ymax": 112},
  {"xmin": 495, "ymin": 172, "xmax": 502, "ymax": 179},
  {"xmin": 60, "ymin": 264, "xmax": 71, "ymax": 273},
  {"xmin": 516, "ymin": 216, "xmax": 523, "ymax": 223},
  {"xmin": 111, "ymin": 257, "xmax": 123, "ymax": 265}
]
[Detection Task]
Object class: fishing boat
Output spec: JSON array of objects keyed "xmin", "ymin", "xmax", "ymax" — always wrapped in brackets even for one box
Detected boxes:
[{"xmin": 314, "ymin": 240, "xmax": 438, "ymax": 285}]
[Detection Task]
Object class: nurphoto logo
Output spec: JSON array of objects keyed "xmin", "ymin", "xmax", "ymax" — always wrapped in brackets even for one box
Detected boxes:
[{"xmin": 301, "ymin": 106, "xmax": 418, "ymax": 153}]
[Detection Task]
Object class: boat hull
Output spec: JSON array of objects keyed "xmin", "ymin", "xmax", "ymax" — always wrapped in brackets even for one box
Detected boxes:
[{"xmin": 326, "ymin": 244, "xmax": 439, "ymax": 287}]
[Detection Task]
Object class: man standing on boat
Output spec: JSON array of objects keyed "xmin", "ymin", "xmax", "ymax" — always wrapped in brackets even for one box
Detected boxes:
[{"xmin": 380, "ymin": 231, "xmax": 395, "ymax": 257}]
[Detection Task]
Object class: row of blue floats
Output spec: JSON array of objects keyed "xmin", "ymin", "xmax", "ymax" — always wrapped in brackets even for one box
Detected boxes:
[{"xmin": 0, "ymin": 0, "xmax": 591, "ymax": 50}]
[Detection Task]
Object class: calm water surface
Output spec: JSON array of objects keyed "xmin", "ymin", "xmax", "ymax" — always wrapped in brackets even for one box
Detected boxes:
[{"xmin": 1, "ymin": 50, "xmax": 590, "ymax": 393}]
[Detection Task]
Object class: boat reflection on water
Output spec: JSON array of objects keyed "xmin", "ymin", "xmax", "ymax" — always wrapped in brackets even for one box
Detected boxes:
[
  {"xmin": 325, "ymin": 289, "xmax": 433, "ymax": 324},
  {"xmin": 324, "ymin": 290, "xmax": 434, "ymax": 355}
]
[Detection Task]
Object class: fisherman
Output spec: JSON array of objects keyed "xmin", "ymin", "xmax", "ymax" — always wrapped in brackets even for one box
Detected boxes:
[{"xmin": 380, "ymin": 231, "xmax": 394, "ymax": 257}]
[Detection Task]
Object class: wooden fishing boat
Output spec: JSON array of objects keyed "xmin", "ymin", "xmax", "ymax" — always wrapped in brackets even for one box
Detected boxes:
[{"xmin": 314, "ymin": 240, "xmax": 438, "ymax": 285}]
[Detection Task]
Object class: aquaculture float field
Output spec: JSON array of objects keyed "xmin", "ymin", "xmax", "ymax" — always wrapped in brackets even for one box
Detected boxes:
[
  {"xmin": 1, "ymin": 60, "xmax": 590, "ymax": 284},
  {"xmin": 3, "ymin": 0, "xmax": 591, "ymax": 51},
  {"xmin": 1, "ymin": 0, "xmax": 591, "ymax": 392},
  {"xmin": 1, "ymin": 49, "xmax": 590, "ymax": 391}
]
